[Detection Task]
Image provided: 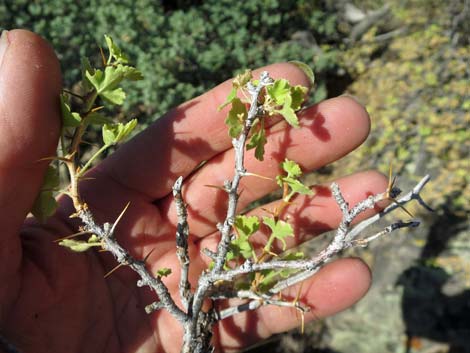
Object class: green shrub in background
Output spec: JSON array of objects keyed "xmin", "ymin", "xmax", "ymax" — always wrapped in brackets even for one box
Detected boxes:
[{"xmin": 1, "ymin": 0, "xmax": 342, "ymax": 123}]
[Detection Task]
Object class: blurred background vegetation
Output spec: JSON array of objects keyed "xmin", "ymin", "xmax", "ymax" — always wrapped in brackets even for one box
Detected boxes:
[{"xmin": 1, "ymin": 0, "xmax": 468, "ymax": 352}]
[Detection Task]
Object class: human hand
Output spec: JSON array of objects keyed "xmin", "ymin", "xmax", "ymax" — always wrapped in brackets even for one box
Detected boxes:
[{"xmin": 0, "ymin": 30, "xmax": 387, "ymax": 353}]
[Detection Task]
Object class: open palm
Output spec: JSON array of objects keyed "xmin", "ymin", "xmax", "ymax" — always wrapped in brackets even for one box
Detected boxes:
[{"xmin": 0, "ymin": 30, "xmax": 387, "ymax": 353}]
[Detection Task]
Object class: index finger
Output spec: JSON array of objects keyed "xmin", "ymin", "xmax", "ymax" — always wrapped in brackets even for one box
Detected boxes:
[{"xmin": 94, "ymin": 63, "xmax": 311, "ymax": 200}]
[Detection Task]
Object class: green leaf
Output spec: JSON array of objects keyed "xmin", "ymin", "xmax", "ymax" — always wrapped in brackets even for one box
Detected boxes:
[
  {"xmin": 225, "ymin": 97, "xmax": 247, "ymax": 138},
  {"xmin": 275, "ymin": 94, "xmax": 299, "ymax": 127},
  {"xmin": 31, "ymin": 191, "xmax": 58, "ymax": 223},
  {"xmin": 233, "ymin": 69, "xmax": 252, "ymax": 88},
  {"xmin": 102, "ymin": 119, "xmax": 138, "ymax": 146},
  {"xmin": 101, "ymin": 87, "xmax": 126, "ymax": 105},
  {"xmin": 218, "ymin": 86, "xmax": 237, "ymax": 111},
  {"xmin": 104, "ymin": 34, "xmax": 129, "ymax": 64},
  {"xmin": 288, "ymin": 61, "xmax": 315, "ymax": 85},
  {"xmin": 229, "ymin": 215, "xmax": 259, "ymax": 260},
  {"xmin": 84, "ymin": 112, "xmax": 113, "ymax": 125},
  {"xmin": 60, "ymin": 94, "xmax": 82, "ymax": 127},
  {"xmin": 281, "ymin": 159, "xmax": 302, "ymax": 178},
  {"xmin": 157, "ymin": 268, "xmax": 172, "ymax": 277},
  {"xmin": 257, "ymin": 251, "xmax": 304, "ymax": 292},
  {"xmin": 218, "ymin": 70, "xmax": 253, "ymax": 111},
  {"xmin": 258, "ymin": 269, "xmax": 279, "ymax": 291},
  {"xmin": 58, "ymin": 238, "xmax": 102, "ymax": 252},
  {"xmin": 229, "ymin": 237, "xmax": 253, "ymax": 260},
  {"xmin": 81, "ymin": 57, "xmax": 94, "ymax": 91},
  {"xmin": 86, "ymin": 68, "xmax": 104, "ymax": 92},
  {"xmin": 86, "ymin": 65, "xmax": 143, "ymax": 104},
  {"xmin": 263, "ymin": 217, "xmax": 294, "ymax": 251},
  {"xmin": 42, "ymin": 164, "xmax": 60, "ymax": 190},
  {"xmin": 276, "ymin": 159, "xmax": 313, "ymax": 196},
  {"xmin": 265, "ymin": 79, "xmax": 306, "ymax": 126},
  {"xmin": 247, "ymin": 119, "xmax": 267, "ymax": 161},
  {"xmin": 282, "ymin": 177, "xmax": 313, "ymax": 196},
  {"xmin": 31, "ymin": 165, "xmax": 60, "ymax": 223},
  {"xmin": 87, "ymin": 234, "xmax": 100, "ymax": 243},
  {"xmin": 234, "ymin": 215, "xmax": 260, "ymax": 239},
  {"xmin": 118, "ymin": 65, "xmax": 144, "ymax": 81},
  {"xmin": 267, "ymin": 79, "xmax": 290, "ymax": 105},
  {"xmin": 282, "ymin": 251, "xmax": 304, "ymax": 261},
  {"xmin": 290, "ymin": 85, "xmax": 308, "ymax": 111}
]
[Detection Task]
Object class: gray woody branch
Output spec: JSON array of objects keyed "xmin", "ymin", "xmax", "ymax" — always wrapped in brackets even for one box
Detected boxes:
[
  {"xmin": 182, "ymin": 72, "xmax": 275, "ymax": 352},
  {"xmin": 75, "ymin": 206, "xmax": 187, "ymax": 322},
  {"xmin": 211, "ymin": 174, "xmax": 431, "ymax": 320},
  {"xmin": 173, "ymin": 176, "xmax": 193, "ymax": 311}
]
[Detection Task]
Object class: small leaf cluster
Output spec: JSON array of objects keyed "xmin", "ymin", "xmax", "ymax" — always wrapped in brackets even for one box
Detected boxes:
[
  {"xmin": 277, "ymin": 159, "xmax": 314, "ymax": 202},
  {"xmin": 221, "ymin": 70, "xmax": 309, "ymax": 161},
  {"xmin": 226, "ymin": 159, "xmax": 313, "ymax": 293},
  {"xmin": 220, "ymin": 70, "xmax": 313, "ymax": 293},
  {"xmin": 84, "ymin": 35, "xmax": 143, "ymax": 105},
  {"xmin": 33, "ymin": 35, "xmax": 142, "ymax": 225},
  {"xmin": 264, "ymin": 78, "xmax": 308, "ymax": 127}
]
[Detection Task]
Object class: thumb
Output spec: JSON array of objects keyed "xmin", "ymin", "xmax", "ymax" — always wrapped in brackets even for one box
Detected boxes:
[{"xmin": 0, "ymin": 30, "xmax": 61, "ymax": 245}]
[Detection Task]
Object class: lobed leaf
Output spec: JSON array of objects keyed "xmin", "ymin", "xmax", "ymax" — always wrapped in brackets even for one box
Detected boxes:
[
  {"xmin": 262, "ymin": 217, "xmax": 294, "ymax": 251},
  {"xmin": 234, "ymin": 215, "xmax": 260, "ymax": 238},
  {"xmin": 157, "ymin": 268, "xmax": 172, "ymax": 277},
  {"xmin": 31, "ymin": 191, "xmax": 58, "ymax": 223},
  {"xmin": 218, "ymin": 70, "xmax": 253, "ymax": 111},
  {"xmin": 104, "ymin": 34, "xmax": 129, "ymax": 64},
  {"xmin": 281, "ymin": 177, "xmax": 313, "ymax": 196},
  {"xmin": 60, "ymin": 94, "xmax": 82, "ymax": 127},
  {"xmin": 102, "ymin": 119, "xmax": 138, "ymax": 146},
  {"xmin": 101, "ymin": 87, "xmax": 126, "ymax": 105},
  {"xmin": 281, "ymin": 159, "xmax": 302, "ymax": 178},
  {"xmin": 228, "ymin": 215, "xmax": 259, "ymax": 260},
  {"xmin": 246, "ymin": 119, "xmax": 267, "ymax": 161},
  {"xmin": 275, "ymin": 94, "xmax": 299, "ymax": 127},
  {"xmin": 31, "ymin": 165, "xmax": 60, "ymax": 223},
  {"xmin": 81, "ymin": 57, "xmax": 94, "ymax": 91},
  {"xmin": 58, "ymin": 238, "xmax": 102, "ymax": 252},
  {"xmin": 225, "ymin": 97, "xmax": 247, "ymax": 138},
  {"xmin": 84, "ymin": 111, "xmax": 113, "ymax": 126},
  {"xmin": 218, "ymin": 87, "xmax": 238, "ymax": 111},
  {"xmin": 86, "ymin": 65, "xmax": 143, "ymax": 105},
  {"xmin": 277, "ymin": 159, "xmax": 313, "ymax": 196},
  {"xmin": 290, "ymin": 85, "xmax": 308, "ymax": 111},
  {"xmin": 232, "ymin": 69, "xmax": 253, "ymax": 88},
  {"xmin": 266, "ymin": 79, "xmax": 291, "ymax": 105}
]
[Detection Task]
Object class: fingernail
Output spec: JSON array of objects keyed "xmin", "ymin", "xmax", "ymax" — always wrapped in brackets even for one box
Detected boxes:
[{"xmin": 0, "ymin": 30, "xmax": 10, "ymax": 68}]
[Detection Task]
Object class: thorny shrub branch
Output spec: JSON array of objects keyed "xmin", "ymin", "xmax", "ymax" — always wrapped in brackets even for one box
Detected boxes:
[{"xmin": 34, "ymin": 37, "xmax": 432, "ymax": 353}]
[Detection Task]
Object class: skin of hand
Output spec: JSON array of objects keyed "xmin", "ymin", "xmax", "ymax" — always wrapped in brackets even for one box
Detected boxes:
[{"xmin": 0, "ymin": 30, "xmax": 388, "ymax": 353}]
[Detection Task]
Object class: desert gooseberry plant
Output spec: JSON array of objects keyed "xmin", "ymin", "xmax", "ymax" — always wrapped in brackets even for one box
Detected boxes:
[{"xmin": 32, "ymin": 36, "xmax": 432, "ymax": 353}]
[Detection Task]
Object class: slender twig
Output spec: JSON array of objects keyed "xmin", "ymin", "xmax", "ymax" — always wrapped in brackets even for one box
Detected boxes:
[
  {"xmin": 209, "ymin": 175, "xmax": 431, "ymax": 320},
  {"xmin": 344, "ymin": 174, "xmax": 432, "ymax": 243},
  {"xmin": 77, "ymin": 206, "xmax": 188, "ymax": 324}
]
